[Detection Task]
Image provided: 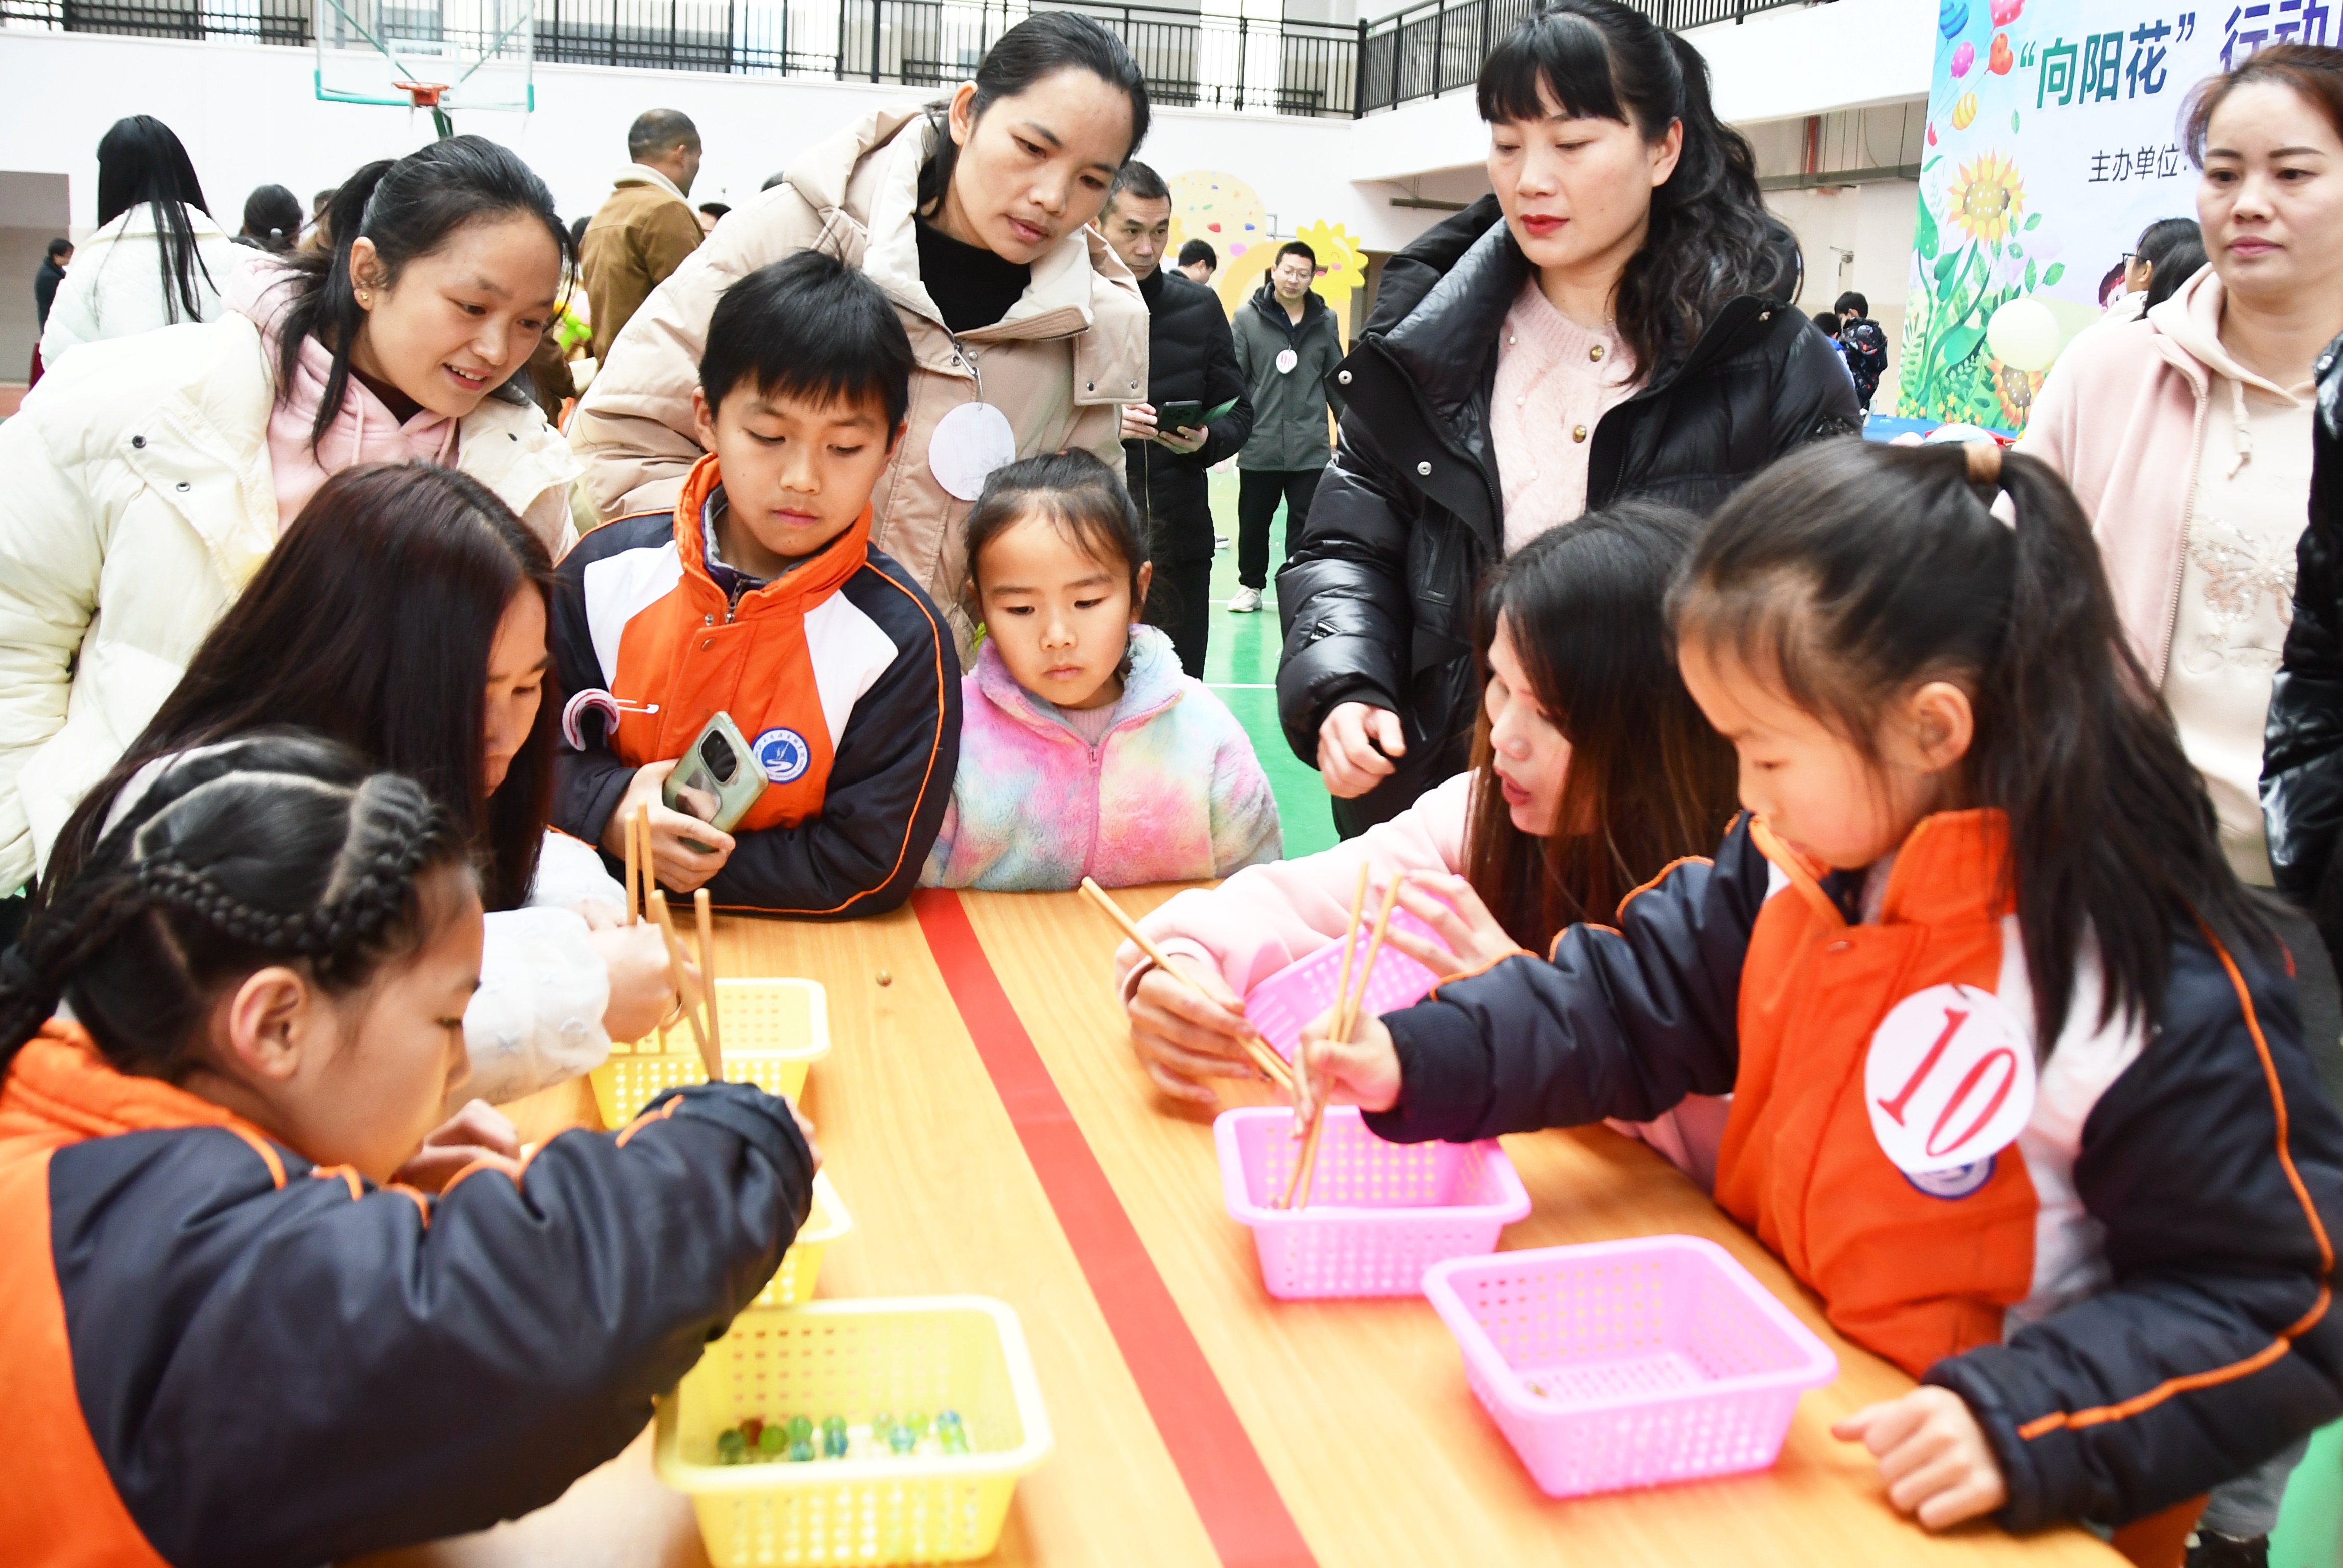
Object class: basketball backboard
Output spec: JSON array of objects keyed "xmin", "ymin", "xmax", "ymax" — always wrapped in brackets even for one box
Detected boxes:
[{"xmin": 314, "ymin": 0, "xmax": 535, "ymax": 116}]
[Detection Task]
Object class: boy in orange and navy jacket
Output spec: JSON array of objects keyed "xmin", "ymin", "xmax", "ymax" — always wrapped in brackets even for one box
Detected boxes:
[{"xmin": 551, "ymin": 251, "xmax": 958, "ymax": 917}]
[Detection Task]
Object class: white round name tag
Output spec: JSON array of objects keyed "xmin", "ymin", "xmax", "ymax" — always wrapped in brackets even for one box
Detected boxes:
[
  {"xmin": 929, "ymin": 400, "xmax": 1018, "ymax": 501},
  {"xmin": 1275, "ymin": 346, "xmax": 1298, "ymax": 375},
  {"xmin": 1862, "ymin": 983, "xmax": 2036, "ymax": 1177}
]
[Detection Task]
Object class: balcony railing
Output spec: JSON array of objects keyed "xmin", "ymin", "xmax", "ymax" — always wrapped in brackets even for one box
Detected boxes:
[
  {"xmin": 1354, "ymin": 0, "xmax": 1809, "ymax": 113},
  {"xmin": 0, "ymin": 0, "xmax": 1821, "ymax": 117}
]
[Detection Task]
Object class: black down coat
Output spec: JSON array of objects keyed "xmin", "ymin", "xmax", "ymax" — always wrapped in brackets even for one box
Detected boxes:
[
  {"xmin": 1274, "ymin": 197, "xmax": 1862, "ymax": 832},
  {"xmin": 1122, "ymin": 265, "xmax": 1253, "ymax": 563},
  {"xmin": 2263, "ymin": 332, "xmax": 2343, "ymax": 961}
]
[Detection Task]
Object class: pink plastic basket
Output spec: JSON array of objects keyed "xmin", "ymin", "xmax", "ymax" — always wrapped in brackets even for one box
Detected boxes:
[
  {"xmin": 1215, "ymin": 1106, "xmax": 1529, "ymax": 1298},
  {"xmin": 1421, "ymin": 1237, "xmax": 1838, "ymax": 1497},
  {"xmin": 1241, "ymin": 909, "xmax": 1444, "ymax": 1060}
]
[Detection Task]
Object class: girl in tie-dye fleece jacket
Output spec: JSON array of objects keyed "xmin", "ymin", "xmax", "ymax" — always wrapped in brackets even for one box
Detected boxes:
[
  {"xmin": 922, "ymin": 621, "xmax": 1281, "ymax": 889},
  {"xmin": 919, "ymin": 451, "xmax": 1280, "ymax": 891}
]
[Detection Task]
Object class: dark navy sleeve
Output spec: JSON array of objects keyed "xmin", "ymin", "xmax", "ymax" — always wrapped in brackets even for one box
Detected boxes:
[
  {"xmin": 704, "ymin": 558, "xmax": 961, "ymax": 919},
  {"xmin": 50, "ymin": 1080, "xmax": 814, "ymax": 1568},
  {"xmin": 1926, "ymin": 933, "xmax": 2343, "ymax": 1531},
  {"xmin": 1365, "ymin": 815, "xmax": 1766, "ymax": 1144}
]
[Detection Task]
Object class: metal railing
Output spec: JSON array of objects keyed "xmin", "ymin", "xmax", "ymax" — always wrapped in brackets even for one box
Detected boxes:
[
  {"xmin": 1, "ymin": 0, "xmax": 1824, "ymax": 117},
  {"xmin": 531, "ymin": 0, "xmax": 1356, "ymax": 116},
  {"xmin": 1355, "ymin": 0, "xmax": 1816, "ymax": 114}
]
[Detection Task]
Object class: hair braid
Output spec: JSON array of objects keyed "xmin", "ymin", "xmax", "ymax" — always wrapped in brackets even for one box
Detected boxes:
[
  {"xmin": 3, "ymin": 733, "xmax": 470, "ymax": 1089},
  {"xmin": 0, "ymin": 877, "xmax": 159, "ymax": 1068}
]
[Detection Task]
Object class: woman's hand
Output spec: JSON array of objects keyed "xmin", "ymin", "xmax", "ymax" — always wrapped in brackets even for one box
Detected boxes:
[
  {"xmin": 1318, "ymin": 702, "xmax": 1407, "ymax": 797},
  {"xmin": 599, "ymin": 759, "xmax": 736, "ymax": 894},
  {"xmin": 393, "ymin": 1099, "xmax": 521, "ymax": 1192},
  {"xmin": 1832, "ymin": 1388, "xmax": 2008, "ymax": 1530},
  {"xmin": 1120, "ymin": 402, "xmax": 1159, "ymax": 442},
  {"xmin": 1295, "ymin": 1008, "xmax": 1403, "ymax": 1118},
  {"xmin": 1127, "ymin": 955, "xmax": 1265, "ymax": 1105},
  {"xmin": 1384, "ymin": 871, "xmax": 1524, "ymax": 979},
  {"xmin": 1155, "ymin": 423, "xmax": 1208, "ymax": 455},
  {"xmin": 586, "ymin": 921, "xmax": 685, "ymax": 1043}
]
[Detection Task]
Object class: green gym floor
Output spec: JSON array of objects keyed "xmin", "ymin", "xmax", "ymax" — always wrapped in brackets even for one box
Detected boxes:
[
  {"xmin": 1198, "ymin": 469, "xmax": 2343, "ymax": 1565},
  {"xmin": 1198, "ymin": 467, "xmax": 1339, "ymax": 860}
]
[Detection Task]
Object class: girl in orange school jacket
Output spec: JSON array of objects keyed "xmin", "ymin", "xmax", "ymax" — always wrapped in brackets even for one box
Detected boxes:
[
  {"xmin": 0, "ymin": 733, "xmax": 816, "ymax": 1566},
  {"xmin": 1302, "ymin": 441, "xmax": 2343, "ymax": 1550}
]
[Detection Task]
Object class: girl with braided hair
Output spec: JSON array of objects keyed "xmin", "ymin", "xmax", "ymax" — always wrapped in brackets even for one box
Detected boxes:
[
  {"xmin": 0, "ymin": 732, "xmax": 818, "ymax": 1565},
  {"xmin": 46, "ymin": 462, "xmax": 676, "ymax": 1111}
]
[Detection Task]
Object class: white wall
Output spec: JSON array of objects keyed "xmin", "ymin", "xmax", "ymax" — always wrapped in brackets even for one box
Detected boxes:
[
  {"xmin": 1346, "ymin": 0, "xmax": 1935, "ymax": 185},
  {"xmin": 1763, "ymin": 178, "xmax": 1920, "ymax": 409},
  {"xmin": 0, "ymin": 27, "xmax": 1448, "ymax": 253}
]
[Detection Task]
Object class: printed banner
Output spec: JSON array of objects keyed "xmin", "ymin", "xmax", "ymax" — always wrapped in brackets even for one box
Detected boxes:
[{"xmin": 1896, "ymin": 0, "xmax": 2321, "ymax": 430}]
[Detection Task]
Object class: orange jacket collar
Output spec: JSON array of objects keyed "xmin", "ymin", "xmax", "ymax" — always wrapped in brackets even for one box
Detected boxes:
[
  {"xmin": 2, "ymin": 1020, "xmax": 272, "ymax": 1147},
  {"xmin": 673, "ymin": 453, "xmax": 873, "ymax": 614},
  {"xmin": 1749, "ymin": 808, "xmax": 2014, "ymax": 932}
]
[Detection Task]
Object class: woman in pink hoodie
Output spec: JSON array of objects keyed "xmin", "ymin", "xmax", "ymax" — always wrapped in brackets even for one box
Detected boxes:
[
  {"xmin": 1115, "ymin": 501, "xmax": 1739, "ymax": 1168},
  {"xmin": 2016, "ymin": 42, "xmax": 2343, "ymax": 1559},
  {"xmin": 2021, "ymin": 45, "xmax": 2343, "ymax": 893}
]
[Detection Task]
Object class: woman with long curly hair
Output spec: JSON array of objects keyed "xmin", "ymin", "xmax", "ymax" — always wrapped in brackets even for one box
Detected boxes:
[{"xmin": 1277, "ymin": 0, "xmax": 1858, "ymax": 837}]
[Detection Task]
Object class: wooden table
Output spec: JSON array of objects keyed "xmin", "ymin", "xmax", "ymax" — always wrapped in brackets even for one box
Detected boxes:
[{"xmin": 357, "ymin": 887, "xmax": 2121, "ymax": 1568}]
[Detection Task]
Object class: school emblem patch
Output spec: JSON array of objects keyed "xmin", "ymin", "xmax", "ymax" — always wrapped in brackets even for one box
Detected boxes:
[
  {"xmin": 1903, "ymin": 1156, "xmax": 1998, "ymax": 1201},
  {"xmin": 1863, "ymin": 982, "xmax": 2036, "ymax": 1186},
  {"xmin": 753, "ymin": 726, "xmax": 812, "ymax": 785}
]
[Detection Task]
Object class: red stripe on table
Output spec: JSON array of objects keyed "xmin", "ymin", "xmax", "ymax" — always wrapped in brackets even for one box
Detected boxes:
[{"xmin": 913, "ymin": 889, "xmax": 1318, "ymax": 1568}]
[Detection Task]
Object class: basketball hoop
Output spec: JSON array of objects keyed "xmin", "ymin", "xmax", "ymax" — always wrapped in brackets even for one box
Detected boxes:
[
  {"xmin": 315, "ymin": 0, "xmax": 534, "ymax": 122},
  {"xmin": 392, "ymin": 80, "xmax": 456, "ymax": 138}
]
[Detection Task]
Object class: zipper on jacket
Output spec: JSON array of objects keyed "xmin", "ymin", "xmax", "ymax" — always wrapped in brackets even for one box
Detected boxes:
[
  {"xmin": 1078, "ymin": 737, "xmax": 1107, "ymax": 882},
  {"xmin": 2159, "ymin": 380, "xmax": 2215, "ymax": 684}
]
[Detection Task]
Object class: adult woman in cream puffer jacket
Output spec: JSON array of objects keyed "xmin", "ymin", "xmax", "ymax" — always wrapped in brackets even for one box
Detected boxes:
[
  {"xmin": 572, "ymin": 35, "xmax": 1151, "ymax": 635},
  {"xmin": 0, "ymin": 150, "xmax": 579, "ymax": 898}
]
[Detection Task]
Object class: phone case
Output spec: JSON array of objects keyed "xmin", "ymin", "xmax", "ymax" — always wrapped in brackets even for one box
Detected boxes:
[{"xmin": 661, "ymin": 711, "xmax": 769, "ymax": 839}]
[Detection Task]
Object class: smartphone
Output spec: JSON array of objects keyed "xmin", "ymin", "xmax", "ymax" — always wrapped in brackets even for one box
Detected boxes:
[
  {"xmin": 661, "ymin": 711, "xmax": 768, "ymax": 848},
  {"xmin": 1155, "ymin": 399, "xmax": 1205, "ymax": 433}
]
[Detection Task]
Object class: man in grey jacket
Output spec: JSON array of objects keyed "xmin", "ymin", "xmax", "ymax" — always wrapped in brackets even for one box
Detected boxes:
[{"xmin": 1228, "ymin": 239, "xmax": 1344, "ymax": 613}]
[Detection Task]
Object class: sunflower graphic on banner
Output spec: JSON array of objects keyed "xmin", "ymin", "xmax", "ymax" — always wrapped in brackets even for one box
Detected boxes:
[{"xmin": 1896, "ymin": 0, "xmax": 2312, "ymax": 431}]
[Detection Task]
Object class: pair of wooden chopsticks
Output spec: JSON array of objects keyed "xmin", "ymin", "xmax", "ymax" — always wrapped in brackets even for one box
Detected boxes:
[
  {"xmin": 629, "ymin": 803, "xmax": 723, "ymax": 1081},
  {"xmin": 1079, "ymin": 877, "xmax": 1294, "ymax": 1096},
  {"xmin": 1280, "ymin": 866, "xmax": 1408, "ymax": 1210}
]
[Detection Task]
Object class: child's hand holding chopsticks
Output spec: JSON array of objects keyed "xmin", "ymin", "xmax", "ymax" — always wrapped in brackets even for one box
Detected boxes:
[{"xmin": 1295, "ymin": 1007, "xmax": 1404, "ymax": 1118}]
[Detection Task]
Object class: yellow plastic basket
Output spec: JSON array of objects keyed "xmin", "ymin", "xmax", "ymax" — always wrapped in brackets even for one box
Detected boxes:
[
  {"xmin": 655, "ymin": 1297, "xmax": 1053, "ymax": 1567},
  {"xmin": 759, "ymin": 1170, "xmax": 851, "ymax": 1308},
  {"xmin": 590, "ymin": 977, "xmax": 829, "ymax": 1128}
]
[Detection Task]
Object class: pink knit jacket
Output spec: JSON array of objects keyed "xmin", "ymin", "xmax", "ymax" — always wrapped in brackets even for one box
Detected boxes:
[{"xmin": 2016, "ymin": 268, "xmax": 2225, "ymax": 682}]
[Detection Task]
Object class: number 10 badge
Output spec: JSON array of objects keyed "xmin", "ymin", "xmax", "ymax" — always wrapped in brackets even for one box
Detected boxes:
[{"xmin": 1863, "ymin": 982, "xmax": 2037, "ymax": 1180}]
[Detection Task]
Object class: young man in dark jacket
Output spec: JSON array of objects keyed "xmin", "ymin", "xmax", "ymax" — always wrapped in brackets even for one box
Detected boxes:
[
  {"xmin": 1103, "ymin": 162, "xmax": 1253, "ymax": 676},
  {"xmin": 1278, "ymin": 195, "xmax": 1858, "ymax": 837},
  {"xmin": 1836, "ymin": 290, "xmax": 1888, "ymax": 412},
  {"xmin": 1230, "ymin": 240, "xmax": 1345, "ymax": 615}
]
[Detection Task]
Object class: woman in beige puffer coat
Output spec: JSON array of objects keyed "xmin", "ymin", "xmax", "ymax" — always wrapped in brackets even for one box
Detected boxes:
[{"xmin": 570, "ymin": 13, "xmax": 1152, "ymax": 639}]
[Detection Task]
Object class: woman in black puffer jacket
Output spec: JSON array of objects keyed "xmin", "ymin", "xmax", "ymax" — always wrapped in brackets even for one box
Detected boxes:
[{"xmin": 1278, "ymin": 0, "xmax": 1859, "ymax": 834}]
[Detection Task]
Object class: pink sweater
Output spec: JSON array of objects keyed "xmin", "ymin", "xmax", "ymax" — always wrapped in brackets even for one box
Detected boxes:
[
  {"xmin": 1113, "ymin": 769, "xmax": 1728, "ymax": 1186},
  {"xmin": 1490, "ymin": 278, "xmax": 1637, "ymax": 553}
]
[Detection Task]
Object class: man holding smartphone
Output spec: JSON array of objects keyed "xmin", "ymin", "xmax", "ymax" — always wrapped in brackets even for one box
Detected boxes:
[{"xmin": 1102, "ymin": 161, "xmax": 1253, "ymax": 677}]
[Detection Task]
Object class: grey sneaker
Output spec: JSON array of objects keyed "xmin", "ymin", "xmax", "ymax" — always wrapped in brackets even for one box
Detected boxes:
[{"xmin": 1228, "ymin": 586, "xmax": 1263, "ymax": 613}]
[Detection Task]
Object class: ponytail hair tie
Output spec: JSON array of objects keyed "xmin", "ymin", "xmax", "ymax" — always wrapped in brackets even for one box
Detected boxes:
[{"xmin": 1965, "ymin": 440, "xmax": 2003, "ymax": 484}]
